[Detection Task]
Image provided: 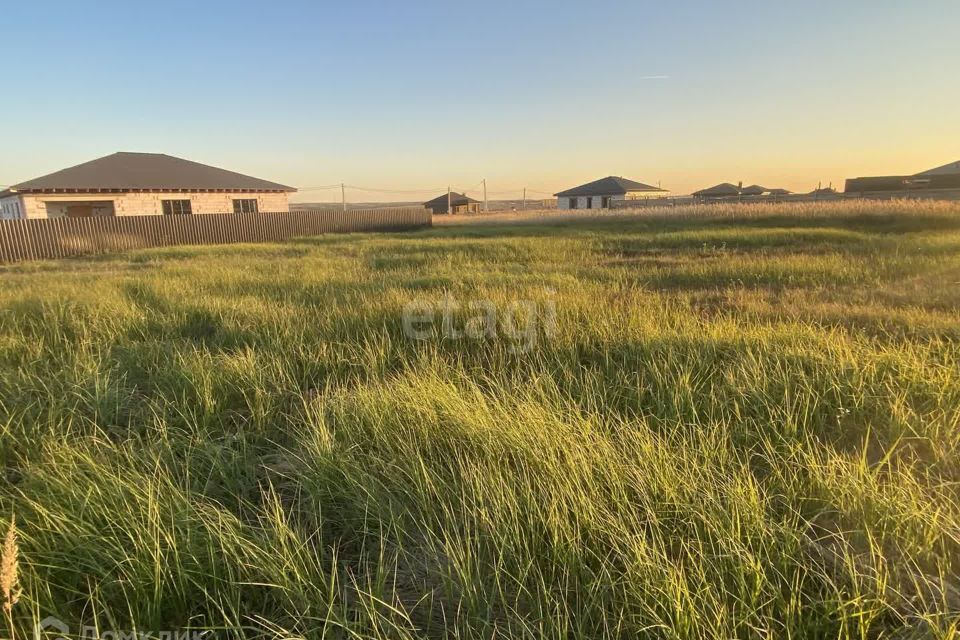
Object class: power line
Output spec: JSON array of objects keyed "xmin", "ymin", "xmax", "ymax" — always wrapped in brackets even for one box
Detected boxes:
[
  {"xmin": 297, "ymin": 184, "xmax": 342, "ymax": 191},
  {"xmin": 344, "ymin": 184, "xmax": 450, "ymax": 194},
  {"xmin": 294, "ymin": 180, "xmax": 559, "ymax": 200}
]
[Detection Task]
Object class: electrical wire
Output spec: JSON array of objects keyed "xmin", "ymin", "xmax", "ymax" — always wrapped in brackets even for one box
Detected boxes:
[
  {"xmin": 294, "ymin": 181, "xmax": 559, "ymax": 198},
  {"xmin": 297, "ymin": 184, "xmax": 342, "ymax": 191}
]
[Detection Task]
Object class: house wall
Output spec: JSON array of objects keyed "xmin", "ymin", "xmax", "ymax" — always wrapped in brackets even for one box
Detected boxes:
[
  {"xmin": 558, "ymin": 195, "xmax": 626, "ymax": 210},
  {"xmin": 18, "ymin": 192, "xmax": 291, "ymax": 219},
  {"xmin": 0, "ymin": 195, "xmax": 25, "ymax": 220}
]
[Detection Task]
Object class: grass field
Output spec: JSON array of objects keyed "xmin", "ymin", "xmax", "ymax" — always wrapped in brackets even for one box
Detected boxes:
[{"xmin": 1, "ymin": 200, "xmax": 959, "ymax": 639}]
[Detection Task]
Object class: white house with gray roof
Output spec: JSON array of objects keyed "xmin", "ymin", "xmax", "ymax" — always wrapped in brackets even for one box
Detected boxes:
[
  {"xmin": 0, "ymin": 152, "xmax": 296, "ymax": 219},
  {"xmin": 554, "ymin": 176, "xmax": 666, "ymax": 210}
]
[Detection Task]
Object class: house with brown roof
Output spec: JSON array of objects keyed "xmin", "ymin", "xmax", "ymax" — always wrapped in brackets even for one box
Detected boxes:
[
  {"xmin": 555, "ymin": 176, "xmax": 666, "ymax": 210},
  {"xmin": 423, "ymin": 192, "xmax": 480, "ymax": 215},
  {"xmin": 0, "ymin": 152, "xmax": 296, "ymax": 219}
]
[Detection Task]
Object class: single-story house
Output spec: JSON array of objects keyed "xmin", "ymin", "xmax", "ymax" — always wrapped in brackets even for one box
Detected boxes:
[
  {"xmin": 740, "ymin": 185, "xmax": 792, "ymax": 197},
  {"xmin": 844, "ymin": 160, "xmax": 960, "ymax": 194},
  {"xmin": 809, "ymin": 186, "xmax": 839, "ymax": 196},
  {"xmin": 692, "ymin": 183, "xmax": 741, "ymax": 199},
  {"xmin": 0, "ymin": 152, "xmax": 295, "ymax": 220},
  {"xmin": 424, "ymin": 192, "xmax": 480, "ymax": 215},
  {"xmin": 692, "ymin": 183, "xmax": 791, "ymax": 199},
  {"xmin": 555, "ymin": 176, "xmax": 666, "ymax": 210},
  {"xmin": 739, "ymin": 184, "xmax": 767, "ymax": 197}
]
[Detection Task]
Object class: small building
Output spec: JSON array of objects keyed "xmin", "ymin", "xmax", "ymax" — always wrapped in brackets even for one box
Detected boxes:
[
  {"xmin": 692, "ymin": 183, "xmax": 741, "ymax": 199},
  {"xmin": 555, "ymin": 176, "xmax": 666, "ymax": 210},
  {"xmin": 845, "ymin": 160, "xmax": 960, "ymax": 194},
  {"xmin": 0, "ymin": 152, "xmax": 295, "ymax": 220},
  {"xmin": 423, "ymin": 192, "xmax": 480, "ymax": 215}
]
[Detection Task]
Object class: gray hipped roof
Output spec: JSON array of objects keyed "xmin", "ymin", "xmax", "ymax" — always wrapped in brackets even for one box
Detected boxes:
[
  {"xmin": 914, "ymin": 160, "xmax": 960, "ymax": 177},
  {"xmin": 739, "ymin": 184, "xmax": 767, "ymax": 196},
  {"xmin": 424, "ymin": 192, "xmax": 479, "ymax": 207},
  {"xmin": 555, "ymin": 176, "xmax": 665, "ymax": 197},
  {"xmin": 693, "ymin": 183, "xmax": 741, "ymax": 197},
  {"xmin": 8, "ymin": 152, "xmax": 296, "ymax": 192}
]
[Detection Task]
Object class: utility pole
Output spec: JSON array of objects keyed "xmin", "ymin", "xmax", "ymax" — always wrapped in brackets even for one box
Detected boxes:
[
  {"xmin": 447, "ymin": 186, "xmax": 452, "ymax": 215},
  {"xmin": 482, "ymin": 179, "xmax": 488, "ymax": 212},
  {"xmin": 522, "ymin": 188, "xmax": 526, "ymax": 210},
  {"xmin": 341, "ymin": 183, "xmax": 346, "ymax": 213}
]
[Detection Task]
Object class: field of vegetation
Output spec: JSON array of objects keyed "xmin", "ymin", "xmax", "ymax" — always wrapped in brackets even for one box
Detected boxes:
[{"xmin": 1, "ymin": 200, "xmax": 958, "ymax": 638}]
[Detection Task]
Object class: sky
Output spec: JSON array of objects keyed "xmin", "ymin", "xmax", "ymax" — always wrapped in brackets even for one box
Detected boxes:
[{"xmin": 1, "ymin": 0, "xmax": 958, "ymax": 202}]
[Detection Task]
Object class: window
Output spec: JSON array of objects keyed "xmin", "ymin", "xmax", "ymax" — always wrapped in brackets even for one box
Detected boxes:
[
  {"xmin": 1, "ymin": 200, "xmax": 21, "ymax": 219},
  {"xmin": 601, "ymin": 196, "xmax": 611, "ymax": 209},
  {"xmin": 586, "ymin": 196, "xmax": 593, "ymax": 209},
  {"xmin": 568, "ymin": 197, "xmax": 578, "ymax": 210},
  {"xmin": 232, "ymin": 198, "xmax": 258, "ymax": 214},
  {"xmin": 162, "ymin": 199, "xmax": 192, "ymax": 215}
]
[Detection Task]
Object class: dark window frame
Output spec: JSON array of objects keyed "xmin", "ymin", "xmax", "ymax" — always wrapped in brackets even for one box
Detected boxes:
[
  {"xmin": 232, "ymin": 198, "xmax": 259, "ymax": 214},
  {"xmin": 162, "ymin": 199, "xmax": 193, "ymax": 215}
]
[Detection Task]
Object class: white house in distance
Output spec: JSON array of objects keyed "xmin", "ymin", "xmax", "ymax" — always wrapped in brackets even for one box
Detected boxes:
[
  {"xmin": 555, "ymin": 176, "xmax": 667, "ymax": 210},
  {"xmin": 0, "ymin": 152, "xmax": 295, "ymax": 220}
]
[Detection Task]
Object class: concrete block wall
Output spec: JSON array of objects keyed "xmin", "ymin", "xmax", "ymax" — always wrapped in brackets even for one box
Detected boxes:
[
  {"xmin": 17, "ymin": 192, "xmax": 291, "ymax": 218},
  {"xmin": 557, "ymin": 194, "xmax": 625, "ymax": 210}
]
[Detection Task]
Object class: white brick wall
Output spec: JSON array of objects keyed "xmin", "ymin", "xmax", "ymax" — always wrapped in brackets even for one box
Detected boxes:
[
  {"xmin": 16, "ymin": 192, "xmax": 291, "ymax": 219},
  {"xmin": 558, "ymin": 195, "xmax": 625, "ymax": 210}
]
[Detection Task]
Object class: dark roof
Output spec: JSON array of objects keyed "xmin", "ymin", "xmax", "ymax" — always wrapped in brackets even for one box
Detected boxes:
[
  {"xmin": 740, "ymin": 184, "xmax": 767, "ymax": 196},
  {"xmin": 8, "ymin": 152, "xmax": 295, "ymax": 192},
  {"xmin": 767, "ymin": 188, "xmax": 792, "ymax": 196},
  {"xmin": 693, "ymin": 183, "xmax": 741, "ymax": 197},
  {"xmin": 915, "ymin": 160, "xmax": 960, "ymax": 177},
  {"xmin": 423, "ymin": 192, "xmax": 479, "ymax": 207},
  {"xmin": 555, "ymin": 176, "xmax": 665, "ymax": 197},
  {"xmin": 845, "ymin": 173, "xmax": 960, "ymax": 193}
]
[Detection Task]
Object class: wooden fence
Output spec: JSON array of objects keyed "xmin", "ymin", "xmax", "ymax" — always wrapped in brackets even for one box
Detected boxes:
[{"xmin": 0, "ymin": 206, "xmax": 431, "ymax": 264}]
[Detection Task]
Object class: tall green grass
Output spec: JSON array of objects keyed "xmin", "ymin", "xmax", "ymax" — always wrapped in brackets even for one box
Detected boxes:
[{"xmin": 1, "ymin": 200, "xmax": 959, "ymax": 638}]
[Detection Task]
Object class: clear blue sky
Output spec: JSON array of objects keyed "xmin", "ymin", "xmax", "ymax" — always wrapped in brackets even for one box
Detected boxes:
[{"xmin": 2, "ymin": 0, "xmax": 958, "ymax": 201}]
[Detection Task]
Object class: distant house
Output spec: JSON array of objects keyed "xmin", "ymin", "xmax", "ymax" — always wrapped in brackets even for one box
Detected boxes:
[
  {"xmin": 0, "ymin": 152, "xmax": 295, "ymax": 220},
  {"xmin": 740, "ymin": 184, "xmax": 767, "ymax": 196},
  {"xmin": 424, "ymin": 192, "xmax": 480, "ymax": 215},
  {"xmin": 554, "ymin": 176, "xmax": 666, "ymax": 210},
  {"xmin": 692, "ymin": 183, "xmax": 741, "ymax": 199},
  {"xmin": 693, "ymin": 183, "xmax": 791, "ymax": 199},
  {"xmin": 845, "ymin": 160, "xmax": 960, "ymax": 194},
  {"xmin": 809, "ymin": 186, "xmax": 839, "ymax": 197}
]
